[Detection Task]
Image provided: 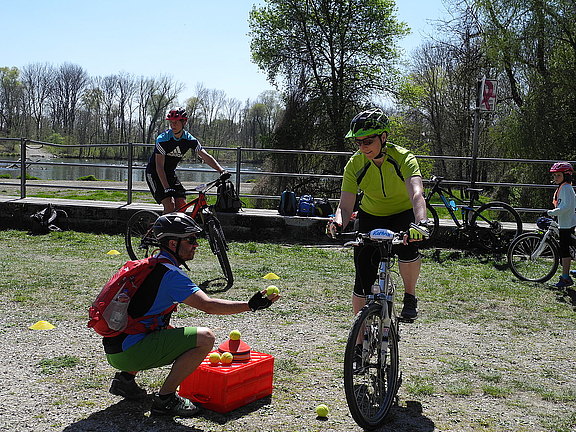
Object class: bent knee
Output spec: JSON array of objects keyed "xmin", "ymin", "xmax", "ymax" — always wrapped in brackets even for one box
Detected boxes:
[{"xmin": 196, "ymin": 327, "xmax": 216, "ymax": 348}]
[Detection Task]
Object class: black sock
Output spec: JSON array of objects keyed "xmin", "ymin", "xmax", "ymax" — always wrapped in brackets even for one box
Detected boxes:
[{"xmin": 120, "ymin": 372, "xmax": 136, "ymax": 381}]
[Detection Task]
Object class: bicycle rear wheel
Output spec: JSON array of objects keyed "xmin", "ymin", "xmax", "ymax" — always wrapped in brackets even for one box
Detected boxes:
[
  {"xmin": 344, "ymin": 302, "xmax": 399, "ymax": 430},
  {"xmin": 507, "ymin": 232, "xmax": 559, "ymax": 282},
  {"xmin": 125, "ymin": 210, "xmax": 159, "ymax": 260},
  {"xmin": 469, "ymin": 201, "xmax": 523, "ymax": 253},
  {"xmin": 204, "ymin": 215, "xmax": 233, "ymax": 290}
]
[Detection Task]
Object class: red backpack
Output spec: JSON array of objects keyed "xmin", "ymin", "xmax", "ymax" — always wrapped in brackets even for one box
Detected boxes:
[{"xmin": 88, "ymin": 256, "xmax": 177, "ymax": 337}]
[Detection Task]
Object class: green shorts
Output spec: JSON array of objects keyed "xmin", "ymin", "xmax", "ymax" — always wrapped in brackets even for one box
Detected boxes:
[{"xmin": 106, "ymin": 327, "xmax": 198, "ymax": 372}]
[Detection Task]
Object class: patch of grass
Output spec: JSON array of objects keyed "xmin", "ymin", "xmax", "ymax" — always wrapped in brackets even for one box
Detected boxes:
[
  {"xmin": 482, "ymin": 384, "xmax": 511, "ymax": 398},
  {"xmin": 479, "ymin": 371, "xmax": 502, "ymax": 383},
  {"xmin": 542, "ymin": 411, "xmax": 576, "ymax": 432},
  {"xmin": 77, "ymin": 175, "xmax": 99, "ymax": 181},
  {"xmin": 407, "ymin": 375, "xmax": 435, "ymax": 396},
  {"xmin": 445, "ymin": 379, "xmax": 475, "ymax": 396},
  {"xmin": 439, "ymin": 357, "xmax": 474, "ymax": 373},
  {"xmin": 38, "ymin": 355, "xmax": 80, "ymax": 375}
]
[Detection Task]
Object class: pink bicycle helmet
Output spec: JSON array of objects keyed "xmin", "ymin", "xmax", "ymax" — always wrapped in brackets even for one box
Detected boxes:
[
  {"xmin": 166, "ymin": 107, "xmax": 188, "ymax": 121},
  {"xmin": 549, "ymin": 162, "xmax": 574, "ymax": 173}
]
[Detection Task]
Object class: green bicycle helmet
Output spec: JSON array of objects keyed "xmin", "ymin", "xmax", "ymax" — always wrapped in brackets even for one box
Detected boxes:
[{"xmin": 345, "ymin": 108, "xmax": 391, "ymax": 138}]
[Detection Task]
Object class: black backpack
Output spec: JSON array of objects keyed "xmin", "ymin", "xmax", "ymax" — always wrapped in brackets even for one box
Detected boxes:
[
  {"xmin": 214, "ymin": 180, "xmax": 242, "ymax": 213},
  {"xmin": 29, "ymin": 203, "xmax": 68, "ymax": 234},
  {"xmin": 314, "ymin": 198, "xmax": 334, "ymax": 217},
  {"xmin": 278, "ymin": 190, "xmax": 297, "ymax": 216}
]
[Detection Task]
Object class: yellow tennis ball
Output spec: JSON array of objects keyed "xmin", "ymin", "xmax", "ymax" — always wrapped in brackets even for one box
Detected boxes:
[
  {"xmin": 266, "ymin": 285, "xmax": 280, "ymax": 296},
  {"xmin": 229, "ymin": 330, "xmax": 241, "ymax": 340},
  {"xmin": 209, "ymin": 352, "xmax": 221, "ymax": 365},
  {"xmin": 221, "ymin": 352, "xmax": 233, "ymax": 364},
  {"xmin": 316, "ymin": 404, "xmax": 329, "ymax": 418}
]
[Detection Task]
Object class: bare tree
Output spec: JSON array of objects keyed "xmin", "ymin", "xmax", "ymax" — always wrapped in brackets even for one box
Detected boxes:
[
  {"xmin": 136, "ymin": 75, "xmax": 183, "ymax": 144},
  {"xmin": 21, "ymin": 63, "xmax": 55, "ymax": 139},
  {"xmin": 50, "ymin": 63, "xmax": 89, "ymax": 135},
  {"xmin": 117, "ymin": 72, "xmax": 137, "ymax": 143}
]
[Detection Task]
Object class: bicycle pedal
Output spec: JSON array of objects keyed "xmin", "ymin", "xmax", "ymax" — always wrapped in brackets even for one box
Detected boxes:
[{"xmin": 398, "ymin": 317, "xmax": 415, "ymax": 324}]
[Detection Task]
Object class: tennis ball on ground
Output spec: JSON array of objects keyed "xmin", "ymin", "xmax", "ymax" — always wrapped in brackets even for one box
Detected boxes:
[
  {"xmin": 316, "ymin": 404, "xmax": 329, "ymax": 418},
  {"xmin": 229, "ymin": 329, "xmax": 241, "ymax": 340},
  {"xmin": 221, "ymin": 352, "xmax": 233, "ymax": 364},
  {"xmin": 266, "ymin": 285, "xmax": 280, "ymax": 296},
  {"xmin": 209, "ymin": 352, "xmax": 221, "ymax": 365}
]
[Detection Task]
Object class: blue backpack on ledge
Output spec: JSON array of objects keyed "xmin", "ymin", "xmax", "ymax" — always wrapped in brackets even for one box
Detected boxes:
[{"xmin": 297, "ymin": 195, "xmax": 316, "ymax": 216}]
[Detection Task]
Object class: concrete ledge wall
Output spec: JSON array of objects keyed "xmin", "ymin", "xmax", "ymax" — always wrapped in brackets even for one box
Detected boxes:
[{"xmin": 0, "ymin": 196, "xmax": 330, "ymax": 244}]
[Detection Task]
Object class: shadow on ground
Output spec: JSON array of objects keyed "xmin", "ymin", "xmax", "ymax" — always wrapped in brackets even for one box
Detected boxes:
[
  {"xmin": 370, "ymin": 401, "xmax": 435, "ymax": 432},
  {"xmin": 62, "ymin": 395, "xmax": 273, "ymax": 432}
]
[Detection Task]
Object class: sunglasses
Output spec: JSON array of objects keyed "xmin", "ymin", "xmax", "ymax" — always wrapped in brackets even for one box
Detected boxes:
[
  {"xmin": 183, "ymin": 236, "xmax": 198, "ymax": 245},
  {"xmin": 354, "ymin": 134, "xmax": 379, "ymax": 146}
]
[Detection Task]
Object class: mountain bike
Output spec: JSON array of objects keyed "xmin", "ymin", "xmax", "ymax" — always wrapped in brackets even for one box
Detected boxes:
[
  {"xmin": 507, "ymin": 217, "xmax": 576, "ymax": 282},
  {"xmin": 125, "ymin": 176, "xmax": 233, "ymax": 290},
  {"xmin": 340, "ymin": 225, "xmax": 427, "ymax": 430},
  {"xmin": 424, "ymin": 175, "xmax": 523, "ymax": 252}
]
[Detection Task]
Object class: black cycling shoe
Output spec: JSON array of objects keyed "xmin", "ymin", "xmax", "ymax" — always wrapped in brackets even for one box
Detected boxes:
[
  {"xmin": 151, "ymin": 393, "xmax": 201, "ymax": 417},
  {"xmin": 400, "ymin": 293, "xmax": 418, "ymax": 322},
  {"xmin": 109, "ymin": 372, "xmax": 147, "ymax": 400}
]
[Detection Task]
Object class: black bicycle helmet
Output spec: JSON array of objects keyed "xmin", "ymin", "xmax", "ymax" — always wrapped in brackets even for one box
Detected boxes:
[
  {"xmin": 345, "ymin": 108, "xmax": 391, "ymax": 138},
  {"xmin": 166, "ymin": 107, "xmax": 188, "ymax": 121},
  {"xmin": 153, "ymin": 212, "xmax": 201, "ymax": 241},
  {"xmin": 536, "ymin": 216, "xmax": 553, "ymax": 230}
]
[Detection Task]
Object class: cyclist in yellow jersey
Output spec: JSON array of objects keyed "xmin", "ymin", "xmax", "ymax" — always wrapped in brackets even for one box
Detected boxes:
[{"xmin": 327, "ymin": 108, "xmax": 428, "ymax": 320}]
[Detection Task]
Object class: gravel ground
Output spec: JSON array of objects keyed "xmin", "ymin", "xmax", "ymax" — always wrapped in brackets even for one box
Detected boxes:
[{"xmin": 1, "ymin": 293, "xmax": 575, "ymax": 432}]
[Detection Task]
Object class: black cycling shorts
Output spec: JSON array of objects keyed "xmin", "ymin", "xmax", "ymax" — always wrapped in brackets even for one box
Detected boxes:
[
  {"xmin": 146, "ymin": 171, "xmax": 186, "ymax": 204},
  {"xmin": 558, "ymin": 227, "xmax": 575, "ymax": 259},
  {"xmin": 353, "ymin": 208, "xmax": 420, "ymax": 297}
]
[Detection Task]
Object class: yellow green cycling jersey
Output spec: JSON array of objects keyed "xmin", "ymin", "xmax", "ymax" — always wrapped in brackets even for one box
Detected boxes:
[{"xmin": 341, "ymin": 142, "xmax": 421, "ymax": 217}]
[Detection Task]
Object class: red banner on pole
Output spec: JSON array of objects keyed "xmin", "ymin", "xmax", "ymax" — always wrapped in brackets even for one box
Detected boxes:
[{"xmin": 480, "ymin": 78, "xmax": 498, "ymax": 111}]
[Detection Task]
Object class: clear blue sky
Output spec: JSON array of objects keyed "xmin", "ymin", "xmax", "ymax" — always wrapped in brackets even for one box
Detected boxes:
[{"xmin": 1, "ymin": 0, "xmax": 446, "ymax": 103}]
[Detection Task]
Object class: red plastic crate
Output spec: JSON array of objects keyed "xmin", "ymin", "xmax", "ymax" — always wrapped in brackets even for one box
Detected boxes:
[{"xmin": 178, "ymin": 351, "xmax": 274, "ymax": 413}]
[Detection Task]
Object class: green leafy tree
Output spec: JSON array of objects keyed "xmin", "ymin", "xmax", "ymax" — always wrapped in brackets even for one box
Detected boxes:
[{"xmin": 249, "ymin": 0, "xmax": 409, "ymax": 152}]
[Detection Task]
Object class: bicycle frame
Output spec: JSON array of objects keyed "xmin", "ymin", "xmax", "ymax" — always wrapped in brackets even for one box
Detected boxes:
[
  {"xmin": 176, "ymin": 178, "xmax": 220, "ymax": 223},
  {"xmin": 425, "ymin": 175, "xmax": 478, "ymax": 227}
]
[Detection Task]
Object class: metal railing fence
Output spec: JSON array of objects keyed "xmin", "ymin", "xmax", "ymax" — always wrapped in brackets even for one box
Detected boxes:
[{"xmin": 0, "ymin": 137, "xmax": 574, "ymax": 215}]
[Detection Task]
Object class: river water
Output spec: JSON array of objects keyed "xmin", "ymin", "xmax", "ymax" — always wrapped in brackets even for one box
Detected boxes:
[{"xmin": 0, "ymin": 156, "xmax": 260, "ymax": 183}]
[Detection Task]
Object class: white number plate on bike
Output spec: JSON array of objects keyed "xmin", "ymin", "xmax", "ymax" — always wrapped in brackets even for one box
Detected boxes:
[{"xmin": 369, "ymin": 229, "xmax": 395, "ymax": 240}]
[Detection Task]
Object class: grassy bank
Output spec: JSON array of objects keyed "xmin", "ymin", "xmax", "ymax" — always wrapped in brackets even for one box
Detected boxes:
[{"xmin": 0, "ymin": 230, "xmax": 575, "ymax": 432}]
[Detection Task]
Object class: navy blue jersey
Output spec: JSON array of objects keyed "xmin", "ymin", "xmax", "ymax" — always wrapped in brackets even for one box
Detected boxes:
[{"xmin": 146, "ymin": 129, "xmax": 203, "ymax": 175}]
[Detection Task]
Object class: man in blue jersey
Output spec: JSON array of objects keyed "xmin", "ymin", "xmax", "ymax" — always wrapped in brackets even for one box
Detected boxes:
[
  {"xmin": 145, "ymin": 107, "xmax": 230, "ymax": 213},
  {"xmin": 105, "ymin": 213, "xmax": 279, "ymax": 417}
]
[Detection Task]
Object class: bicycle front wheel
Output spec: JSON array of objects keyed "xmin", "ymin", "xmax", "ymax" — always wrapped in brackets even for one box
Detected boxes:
[
  {"xmin": 344, "ymin": 303, "xmax": 399, "ymax": 430},
  {"xmin": 507, "ymin": 233, "xmax": 559, "ymax": 282},
  {"xmin": 205, "ymin": 215, "xmax": 234, "ymax": 290},
  {"xmin": 469, "ymin": 201, "xmax": 523, "ymax": 253},
  {"xmin": 125, "ymin": 210, "xmax": 159, "ymax": 260}
]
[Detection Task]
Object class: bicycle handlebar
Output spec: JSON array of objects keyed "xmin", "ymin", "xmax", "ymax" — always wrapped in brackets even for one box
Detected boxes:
[
  {"xmin": 338, "ymin": 223, "xmax": 428, "ymax": 247},
  {"xmin": 184, "ymin": 176, "xmax": 223, "ymax": 194}
]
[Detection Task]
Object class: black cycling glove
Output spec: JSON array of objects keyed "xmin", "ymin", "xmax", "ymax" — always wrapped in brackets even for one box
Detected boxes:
[
  {"xmin": 219, "ymin": 170, "xmax": 231, "ymax": 181},
  {"xmin": 248, "ymin": 291, "xmax": 273, "ymax": 311}
]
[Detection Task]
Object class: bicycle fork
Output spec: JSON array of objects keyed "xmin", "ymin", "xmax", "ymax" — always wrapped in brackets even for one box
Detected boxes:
[{"xmin": 364, "ymin": 260, "xmax": 395, "ymax": 367}]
